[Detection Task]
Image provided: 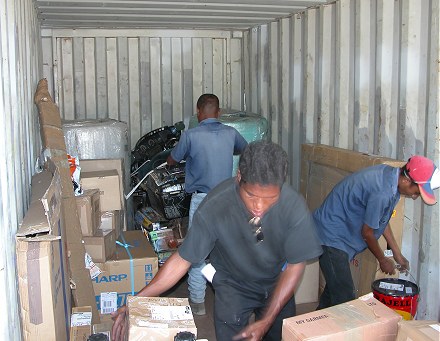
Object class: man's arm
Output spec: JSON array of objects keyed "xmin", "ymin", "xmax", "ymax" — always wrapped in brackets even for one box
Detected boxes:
[
  {"xmin": 232, "ymin": 262, "xmax": 306, "ymax": 341},
  {"xmin": 382, "ymin": 225, "xmax": 409, "ymax": 271},
  {"xmin": 361, "ymin": 223, "xmax": 396, "ymax": 275},
  {"xmin": 111, "ymin": 251, "xmax": 191, "ymax": 341},
  {"xmin": 233, "ymin": 132, "xmax": 248, "ymax": 155},
  {"xmin": 166, "ymin": 154, "xmax": 178, "ymax": 166}
]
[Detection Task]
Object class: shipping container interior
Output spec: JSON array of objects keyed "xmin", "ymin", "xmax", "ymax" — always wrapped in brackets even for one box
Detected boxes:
[{"xmin": 1, "ymin": 0, "xmax": 439, "ymax": 339}]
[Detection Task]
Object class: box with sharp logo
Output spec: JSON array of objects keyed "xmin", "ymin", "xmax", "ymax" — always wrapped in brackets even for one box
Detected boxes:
[{"xmin": 92, "ymin": 231, "xmax": 158, "ymax": 319}]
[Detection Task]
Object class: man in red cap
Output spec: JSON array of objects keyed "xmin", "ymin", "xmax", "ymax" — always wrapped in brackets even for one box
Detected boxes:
[
  {"xmin": 403, "ymin": 155, "xmax": 440, "ymax": 205},
  {"xmin": 313, "ymin": 155, "xmax": 439, "ymax": 309}
]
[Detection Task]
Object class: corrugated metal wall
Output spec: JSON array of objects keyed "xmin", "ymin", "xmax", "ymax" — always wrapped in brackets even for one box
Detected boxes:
[
  {"xmin": 243, "ymin": 0, "xmax": 439, "ymax": 320},
  {"xmin": 41, "ymin": 29, "xmax": 244, "ymax": 149},
  {"xmin": 40, "ymin": 0, "xmax": 439, "ymax": 322},
  {"xmin": 0, "ymin": 0, "xmax": 42, "ymax": 339}
]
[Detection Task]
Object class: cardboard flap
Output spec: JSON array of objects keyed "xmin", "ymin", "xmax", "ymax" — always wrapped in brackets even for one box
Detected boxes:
[{"xmin": 17, "ymin": 169, "xmax": 62, "ymax": 237}]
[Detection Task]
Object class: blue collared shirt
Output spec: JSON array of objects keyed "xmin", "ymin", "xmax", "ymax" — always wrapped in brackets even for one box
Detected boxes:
[
  {"xmin": 170, "ymin": 118, "xmax": 248, "ymax": 193},
  {"xmin": 313, "ymin": 164, "xmax": 401, "ymax": 260}
]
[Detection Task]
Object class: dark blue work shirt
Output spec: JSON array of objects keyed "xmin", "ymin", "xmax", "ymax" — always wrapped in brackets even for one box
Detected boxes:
[
  {"xmin": 313, "ymin": 164, "xmax": 401, "ymax": 260},
  {"xmin": 170, "ymin": 118, "xmax": 247, "ymax": 193}
]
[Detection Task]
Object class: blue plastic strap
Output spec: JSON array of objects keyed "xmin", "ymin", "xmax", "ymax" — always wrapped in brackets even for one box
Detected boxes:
[{"xmin": 116, "ymin": 236, "xmax": 135, "ymax": 295}]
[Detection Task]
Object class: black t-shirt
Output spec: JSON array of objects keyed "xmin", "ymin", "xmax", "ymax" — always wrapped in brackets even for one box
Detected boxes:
[{"xmin": 178, "ymin": 178, "xmax": 322, "ymax": 291}]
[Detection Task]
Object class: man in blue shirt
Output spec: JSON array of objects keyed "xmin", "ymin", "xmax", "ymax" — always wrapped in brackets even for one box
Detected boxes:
[
  {"xmin": 313, "ymin": 155, "xmax": 440, "ymax": 309},
  {"xmin": 166, "ymin": 93, "xmax": 248, "ymax": 315}
]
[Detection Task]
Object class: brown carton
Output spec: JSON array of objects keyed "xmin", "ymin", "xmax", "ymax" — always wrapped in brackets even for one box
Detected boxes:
[
  {"xmin": 81, "ymin": 169, "xmax": 122, "ymax": 211},
  {"xmin": 92, "ymin": 231, "xmax": 158, "ymax": 317},
  {"xmin": 83, "ymin": 229, "xmax": 117, "ymax": 263},
  {"xmin": 16, "ymin": 169, "xmax": 71, "ymax": 340},
  {"xmin": 396, "ymin": 320, "xmax": 440, "ymax": 341},
  {"xmin": 70, "ymin": 306, "xmax": 92, "ymax": 341},
  {"xmin": 80, "ymin": 158, "xmax": 127, "ymax": 230},
  {"xmin": 76, "ymin": 189, "xmax": 101, "ymax": 236},
  {"xmin": 282, "ymin": 294, "xmax": 402, "ymax": 340},
  {"xmin": 126, "ymin": 297, "xmax": 197, "ymax": 341}
]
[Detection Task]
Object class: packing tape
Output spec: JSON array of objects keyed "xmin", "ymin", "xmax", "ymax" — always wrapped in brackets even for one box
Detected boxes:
[
  {"xmin": 27, "ymin": 242, "xmax": 43, "ymax": 324},
  {"xmin": 116, "ymin": 237, "xmax": 135, "ymax": 295}
]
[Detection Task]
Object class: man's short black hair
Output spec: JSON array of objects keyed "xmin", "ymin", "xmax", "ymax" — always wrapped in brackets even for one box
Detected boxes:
[
  {"xmin": 239, "ymin": 140, "xmax": 288, "ymax": 187},
  {"xmin": 197, "ymin": 94, "xmax": 219, "ymax": 111}
]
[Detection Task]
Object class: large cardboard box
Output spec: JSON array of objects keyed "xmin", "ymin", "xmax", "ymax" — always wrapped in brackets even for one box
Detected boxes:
[
  {"xmin": 16, "ymin": 170, "xmax": 71, "ymax": 341},
  {"xmin": 81, "ymin": 169, "xmax": 122, "ymax": 211},
  {"xmin": 92, "ymin": 231, "xmax": 158, "ymax": 316},
  {"xmin": 76, "ymin": 189, "xmax": 101, "ymax": 236},
  {"xmin": 396, "ymin": 320, "xmax": 440, "ymax": 341},
  {"xmin": 299, "ymin": 144, "xmax": 406, "ymax": 302},
  {"xmin": 70, "ymin": 306, "xmax": 92, "ymax": 341},
  {"xmin": 282, "ymin": 294, "xmax": 402, "ymax": 340},
  {"xmin": 83, "ymin": 229, "xmax": 117, "ymax": 263},
  {"xmin": 126, "ymin": 296, "xmax": 197, "ymax": 341}
]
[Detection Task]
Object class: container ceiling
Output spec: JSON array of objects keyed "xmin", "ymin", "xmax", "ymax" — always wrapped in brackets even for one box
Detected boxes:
[{"xmin": 35, "ymin": 0, "xmax": 330, "ymax": 30}]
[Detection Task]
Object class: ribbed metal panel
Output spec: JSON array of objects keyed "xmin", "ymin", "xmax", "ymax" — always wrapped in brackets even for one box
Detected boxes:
[
  {"xmin": 35, "ymin": 0, "xmax": 329, "ymax": 30},
  {"xmin": 42, "ymin": 29, "xmax": 244, "ymax": 148},
  {"xmin": 244, "ymin": 0, "xmax": 439, "ymax": 320},
  {"xmin": 0, "ymin": 0, "xmax": 42, "ymax": 339}
]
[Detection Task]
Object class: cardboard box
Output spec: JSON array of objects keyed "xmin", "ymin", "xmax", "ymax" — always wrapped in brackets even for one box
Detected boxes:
[
  {"xmin": 70, "ymin": 306, "xmax": 92, "ymax": 341},
  {"xmin": 80, "ymin": 158, "xmax": 128, "ymax": 230},
  {"xmin": 282, "ymin": 294, "xmax": 402, "ymax": 340},
  {"xmin": 299, "ymin": 144, "xmax": 406, "ymax": 301},
  {"xmin": 16, "ymin": 169, "xmax": 71, "ymax": 341},
  {"xmin": 396, "ymin": 320, "xmax": 440, "ymax": 341},
  {"xmin": 100, "ymin": 210, "xmax": 121, "ymax": 239},
  {"xmin": 76, "ymin": 189, "xmax": 101, "ymax": 236},
  {"xmin": 126, "ymin": 296, "xmax": 197, "ymax": 341},
  {"xmin": 83, "ymin": 229, "xmax": 117, "ymax": 263},
  {"xmin": 92, "ymin": 231, "xmax": 158, "ymax": 316},
  {"xmin": 81, "ymin": 169, "xmax": 122, "ymax": 211}
]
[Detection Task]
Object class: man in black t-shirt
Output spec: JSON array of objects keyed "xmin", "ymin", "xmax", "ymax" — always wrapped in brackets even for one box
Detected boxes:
[{"xmin": 112, "ymin": 140, "xmax": 322, "ymax": 341}]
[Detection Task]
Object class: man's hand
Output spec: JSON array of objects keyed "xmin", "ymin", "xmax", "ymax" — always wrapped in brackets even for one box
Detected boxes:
[
  {"xmin": 378, "ymin": 257, "xmax": 396, "ymax": 275},
  {"xmin": 111, "ymin": 305, "xmax": 127, "ymax": 341},
  {"xmin": 232, "ymin": 319, "xmax": 270, "ymax": 341},
  {"xmin": 394, "ymin": 253, "xmax": 410, "ymax": 273}
]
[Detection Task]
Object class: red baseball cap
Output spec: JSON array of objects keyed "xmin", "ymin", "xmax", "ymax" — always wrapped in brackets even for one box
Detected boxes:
[{"xmin": 405, "ymin": 156, "xmax": 440, "ymax": 205}]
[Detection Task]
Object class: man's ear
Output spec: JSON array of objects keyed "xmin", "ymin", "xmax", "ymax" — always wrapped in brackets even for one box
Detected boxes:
[{"xmin": 236, "ymin": 170, "xmax": 241, "ymax": 183}]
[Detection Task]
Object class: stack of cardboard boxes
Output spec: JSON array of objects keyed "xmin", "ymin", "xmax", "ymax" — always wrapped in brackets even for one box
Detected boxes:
[
  {"xmin": 72, "ymin": 158, "xmax": 159, "ymax": 323},
  {"xmin": 76, "ymin": 162, "xmax": 122, "ymax": 263}
]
